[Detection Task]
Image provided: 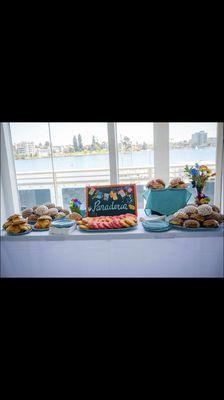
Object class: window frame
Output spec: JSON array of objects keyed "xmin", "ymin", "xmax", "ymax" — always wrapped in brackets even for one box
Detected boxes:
[{"xmin": 2, "ymin": 122, "xmax": 223, "ymax": 215}]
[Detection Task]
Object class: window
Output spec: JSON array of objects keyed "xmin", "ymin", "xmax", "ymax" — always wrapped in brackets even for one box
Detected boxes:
[
  {"xmin": 6, "ymin": 122, "xmax": 222, "ymax": 213},
  {"xmin": 10, "ymin": 122, "xmax": 109, "ymax": 210},
  {"xmin": 169, "ymin": 123, "xmax": 217, "ymax": 203},
  {"xmin": 10, "ymin": 123, "xmax": 53, "ymax": 209},
  {"xmin": 116, "ymin": 123, "xmax": 154, "ymax": 208},
  {"xmin": 49, "ymin": 123, "xmax": 109, "ymax": 208}
]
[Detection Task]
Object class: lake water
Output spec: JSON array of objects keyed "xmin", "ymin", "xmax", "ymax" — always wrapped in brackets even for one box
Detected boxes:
[{"xmin": 15, "ymin": 147, "xmax": 216, "ymax": 172}]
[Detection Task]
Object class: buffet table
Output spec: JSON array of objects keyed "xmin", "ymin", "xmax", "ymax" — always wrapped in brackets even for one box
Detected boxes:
[{"xmin": 1, "ymin": 215, "xmax": 223, "ymax": 277}]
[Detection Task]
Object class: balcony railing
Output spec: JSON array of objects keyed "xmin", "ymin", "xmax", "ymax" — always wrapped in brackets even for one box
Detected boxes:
[{"xmin": 16, "ymin": 162, "xmax": 216, "ymax": 209}]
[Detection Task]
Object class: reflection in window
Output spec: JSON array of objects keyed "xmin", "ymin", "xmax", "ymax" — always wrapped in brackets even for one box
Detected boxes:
[
  {"xmin": 49, "ymin": 123, "xmax": 110, "ymax": 207},
  {"xmin": 10, "ymin": 123, "xmax": 54, "ymax": 209},
  {"xmin": 169, "ymin": 123, "xmax": 217, "ymax": 203},
  {"xmin": 10, "ymin": 123, "xmax": 110, "ymax": 210},
  {"xmin": 117, "ymin": 123, "xmax": 154, "ymax": 208}
]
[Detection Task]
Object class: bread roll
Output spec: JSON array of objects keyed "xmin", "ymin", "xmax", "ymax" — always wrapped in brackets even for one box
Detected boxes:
[
  {"xmin": 22, "ymin": 208, "xmax": 33, "ymax": 218},
  {"xmin": 68, "ymin": 212, "xmax": 82, "ymax": 221},
  {"xmin": 44, "ymin": 202, "xmax": 56, "ymax": 209},
  {"xmin": 197, "ymin": 204, "xmax": 213, "ymax": 216},
  {"xmin": 169, "ymin": 218, "xmax": 183, "ymax": 226},
  {"xmin": 174, "ymin": 212, "xmax": 189, "ymax": 220},
  {"xmin": 202, "ymin": 219, "xmax": 219, "ymax": 228},
  {"xmin": 35, "ymin": 205, "xmax": 49, "ymax": 216},
  {"xmin": 183, "ymin": 205, "xmax": 198, "ymax": 214},
  {"xmin": 183, "ymin": 220, "xmax": 200, "ymax": 228},
  {"xmin": 211, "ymin": 205, "xmax": 220, "ymax": 213},
  {"xmin": 205, "ymin": 212, "xmax": 223, "ymax": 223}
]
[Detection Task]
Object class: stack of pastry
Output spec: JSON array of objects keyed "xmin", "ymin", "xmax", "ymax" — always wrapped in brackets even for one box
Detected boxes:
[
  {"xmin": 169, "ymin": 204, "xmax": 224, "ymax": 229},
  {"xmin": 54, "ymin": 212, "xmax": 66, "ymax": 220},
  {"xmin": 3, "ymin": 213, "xmax": 23, "ymax": 230},
  {"xmin": 77, "ymin": 214, "xmax": 137, "ymax": 230},
  {"xmin": 68, "ymin": 212, "xmax": 82, "ymax": 221},
  {"xmin": 3, "ymin": 214, "xmax": 32, "ymax": 234},
  {"xmin": 169, "ymin": 177, "xmax": 187, "ymax": 189},
  {"xmin": 146, "ymin": 179, "xmax": 165, "ymax": 189},
  {"xmin": 21, "ymin": 203, "xmax": 70, "ymax": 221},
  {"xmin": 34, "ymin": 215, "xmax": 52, "ymax": 230}
]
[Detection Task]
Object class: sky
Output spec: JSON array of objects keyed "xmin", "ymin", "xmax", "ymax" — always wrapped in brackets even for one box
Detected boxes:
[{"xmin": 10, "ymin": 122, "xmax": 217, "ymax": 146}]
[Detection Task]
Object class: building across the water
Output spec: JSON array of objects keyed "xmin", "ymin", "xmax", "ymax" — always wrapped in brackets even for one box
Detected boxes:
[{"xmin": 191, "ymin": 131, "xmax": 208, "ymax": 146}]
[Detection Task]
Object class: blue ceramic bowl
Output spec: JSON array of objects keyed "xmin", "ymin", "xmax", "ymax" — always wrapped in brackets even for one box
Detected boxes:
[
  {"xmin": 52, "ymin": 220, "xmax": 74, "ymax": 229},
  {"xmin": 142, "ymin": 220, "xmax": 171, "ymax": 232}
]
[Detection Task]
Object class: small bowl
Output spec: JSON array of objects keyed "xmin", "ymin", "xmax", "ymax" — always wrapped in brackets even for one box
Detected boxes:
[{"xmin": 52, "ymin": 220, "xmax": 75, "ymax": 229}]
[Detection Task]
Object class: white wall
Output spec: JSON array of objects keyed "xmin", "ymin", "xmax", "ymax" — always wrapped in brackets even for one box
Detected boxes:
[{"xmin": 0, "ymin": 123, "xmax": 20, "ymax": 223}]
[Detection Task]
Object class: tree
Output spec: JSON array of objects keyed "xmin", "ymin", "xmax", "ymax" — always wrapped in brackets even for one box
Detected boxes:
[
  {"xmin": 122, "ymin": 136, "xmax": 132, "ymax": 151},
  {"xmin": 78, "ymin": 134, "xmax": 84, "ymax": 151},
  {"xmin": 73, "ymin": 135, "xmax": 78, "ymax": 152},
  {"xmin": 142, "ymin": 141, "xmax": 147, "ymax": 150},
  {"xmin": 45, "ymin": 141, "xmax": 50, "ymax": 148},
  {"xmin": 91, "ymin": 135, "xmax": 97, "ymax": 150},
  {"xmin": 90, "ymin": 135, "xmax": 101, "ymax": 151}
]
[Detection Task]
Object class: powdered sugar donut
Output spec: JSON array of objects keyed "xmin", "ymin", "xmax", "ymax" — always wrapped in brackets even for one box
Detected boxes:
[
  {"xmin": 35, "ymin": 205, "xmax": 49, "ymax": 216},
  {"xmin": 183, "ymin": 205, "xmax": 198, "ymax": 215},
  {"xmin": 197, "ymin": 204, "xmax": 213, "ymax": 216},
  {"xmin": 173, "ymin": 208, "xmax": 184, "ymax": 217},
  {"xmin": 46, "ymin": 207, "xmax": 59, "ymax": 217}
]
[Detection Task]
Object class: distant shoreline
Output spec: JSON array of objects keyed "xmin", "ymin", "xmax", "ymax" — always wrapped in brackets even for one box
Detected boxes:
[{"xmin": 14, "ymin": 145, "xmax": 216, "ymax": 161}]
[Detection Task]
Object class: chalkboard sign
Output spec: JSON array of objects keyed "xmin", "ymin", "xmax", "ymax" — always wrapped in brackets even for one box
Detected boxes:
[{"xmin": 86, "ymin": 184, "xmax": 138, "ymax": 217}]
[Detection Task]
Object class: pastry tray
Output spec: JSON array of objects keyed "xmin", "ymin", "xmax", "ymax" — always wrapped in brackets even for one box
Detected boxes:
[
  {"xmin": 6, "ymin": 229, "xmax": 32, "ymax": 236},
  {"xmin": 168, "ymin": 224, "xmax": 223, "ymax": 232},
  {"xmin": 32, "ymin": 227, "xmax": 49, "ymax": 231},
  {"xmin": 77, "ymin": 226, "xmax": 138, "ymax": 233},
  {"xmin": 165, "ymin": 216, "xmax": 223, "ymax": 232}
]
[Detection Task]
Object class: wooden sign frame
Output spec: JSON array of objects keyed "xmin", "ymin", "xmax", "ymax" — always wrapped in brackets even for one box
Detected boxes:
[{"xmin": 86, "ymin": 183, "xmax": 138, "ymax": 217}]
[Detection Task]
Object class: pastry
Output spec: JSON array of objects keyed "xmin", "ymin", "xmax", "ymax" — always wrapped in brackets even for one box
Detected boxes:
[
  {"xmin": 68, "ymin": 212, "xmax": 82, "ymax": 221},
  {"xmin": 202, "ymin": 219, "xmax": 219, "ymax": 228},
  {"xmin": 3, "ymin": 220, "xmax": 13, "ymax": 230},
  {"xmin": 123, "ymin": 218, "xmax": 137, "ymax": 227},
  {"xmin": 79, "ymin": 224, "xmax": 89, "ymax": 230},
  {"xmin": 22, "ymin": 208, "xmax": 33, "ymax": 218},
  {"xmin": 7, "ymin": 213, "xmax": 22, "ymax": 221},
  {"xmin": 204, "ymin": 212, "xmax": 223, "ymax": 224},
  {"xmin": 3, "ymin": 214, "xmax": 23, "ymax": 229},
  {"xmin": 189, "ymin": 213, "xmax": 205, "ymax": 222},
  {"xmin": 183, "ymin": 220, "xmax": 200, "ymax": 228},
  {"xmin": 54, "ymin": 212, "xmax": 66, "ymax": 220},
  {"xmin": 12, "ymin": 218, "xmax": 29, "ymax": 226},
  {"xmin": 173, "ymin": 212, "xmax": 189, "ymax": 220},
  {"xmin": 28, "ymin": 213, "xmax": 39, "ymax": 222},
  {"xmin": 55, "ymin": 206, "xmax": 63, "ymax": 212},
  {"xmin": 211, "ymin": 205, "xmax": 220, "ymax": 213},
  {"xmin": 46, "ymin": 207, "xmax": 59, "ymax": 217},
  {"xmin": 44, "ymin": 202, "xmax": 56, "ymax": 209},
  {"xmin": 169, "ymin": 177, "xmax": 187, "ymax": 189},
  {"xmin": 197, "ymin": 204, "xmax": 213, "ymax": 216},
  {"xmin": 34, "ymin": 215, "xmax": 52, "ymax": 229},
  {"xmin": 183, "ymin": 205, "xmax": 198, "ymax": 215},
  {"xmin": 35, "ymin": 205, "xmax": 49, "ymax": 216},
  {"xmin": 146, "ymin": 179, "xmax": 165, "ymax": 189},
  {"xmin": 119, "ymin": 220, "xmax": 130, "ymax": 228},
  {"xmin": 6, "ymin": 219, "xmax": 32, "ymax": 234},
  {"xmin": 60, "ymin": 208, "xmax": 70, "ymax": 215},
  {"xmin": 6, "ymin": 225, "xmax": 22, "ymax": 234},
  {"xmin": 169, "ymin": 218, "xmax": 183, "ymax": 226},
  {"xmin": 78, "ymin": 214, "xmax": 138, "ymax": 230}
]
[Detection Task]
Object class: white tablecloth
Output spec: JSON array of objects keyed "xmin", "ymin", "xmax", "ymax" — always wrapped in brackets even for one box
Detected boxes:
[{"xmin": 1, "ymin": 221, "xmax": 223, "ymax": 277}]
